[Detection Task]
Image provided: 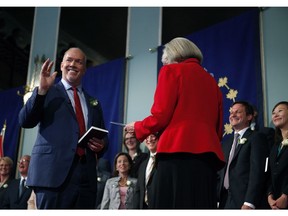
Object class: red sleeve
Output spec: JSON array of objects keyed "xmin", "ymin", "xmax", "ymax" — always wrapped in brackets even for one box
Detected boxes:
[{"xmin": 135, "ymin": 66, "xmax": 178, "ymax": 141}]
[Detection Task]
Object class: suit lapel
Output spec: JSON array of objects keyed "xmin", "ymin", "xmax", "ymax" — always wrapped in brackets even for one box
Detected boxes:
[
  {"xmin": 83, "ymin": 90, "xmax": 93, "ymax": 128},
  {"xmin": 233, "ymin": 129, "xmax": 253, "ymax": 159},
  {"xmin": 55, "ymin": 82, "xmax": 77, "ymax": 119}
]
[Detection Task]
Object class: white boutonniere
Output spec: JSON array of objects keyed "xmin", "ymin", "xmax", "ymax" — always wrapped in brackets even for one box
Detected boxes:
[
  {"xmin": 126, "ymin": 180, "xmax": 131, "ymax": 186},
  {"xmin": 281, "ymin": 139, "xmax": 288, "ymax": 146},
  {"xmin": 97, "ymin": 177, "xmax": 102, "ymax": 182},
  {"xmin": 2, "ymin": 184, "xmax": 8, "ymax": 188},
  {"xmin": 89, "ymin": 99, "xmax": 98, "ymax": 107},
  {"xmin": 239, "ymin": 138, "xmax": 247, "ymax": 144}
]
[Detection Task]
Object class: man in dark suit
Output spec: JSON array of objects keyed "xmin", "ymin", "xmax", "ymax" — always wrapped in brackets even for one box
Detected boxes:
[
  {"xmin": 218, "ymin": 101, "xmax": 270, "ymax": 209},
  {"xmin": 251, "ymin": 105, "xmax": 275, "ymax": 149},
  {"xmin": 2, "ymin": 155, "xmax": 32, "ymax": 209},
  {"xmin": 95, "ymin": 158, "xmax": 111, "ymax": 209},
  {"xmin": 134, "ymin": 133, "xmax": 158, "ymax": 209},
  {"xmin": 18, "ymin": 48, "xmax": 108, "ymax": 209}
]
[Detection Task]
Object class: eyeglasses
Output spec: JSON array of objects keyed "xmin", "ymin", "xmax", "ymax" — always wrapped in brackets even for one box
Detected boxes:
[
  {"xmin": 124, "ymin": 137, "xmax": 136, "ymax": 142},
  {"xmin": 18, "ymin": 159, "xmax": 30, "ymax": 164}
]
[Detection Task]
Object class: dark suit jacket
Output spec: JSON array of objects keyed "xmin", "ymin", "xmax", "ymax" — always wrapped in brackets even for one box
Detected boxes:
[
  {"xmin": 95, "ymin": 169, "xmax": 111, "ymax": 209},
  {"xmin": 2, "ymin": 179, "xmax": 32, "ymax": 209},
  {"xmin": 130, "ymin": 152, "xmax": 148, "ymax": 178},
  {"xmin": 268, "ymin": 142, "xmax": 288, "ymax": 201},
  {"xmin": 253, "ymin": 125, "xmax": 275, "ymax": 151},
  {"xmin": 18, "ymin": 81, "xmax": 108, "ymax": 193},
  {"xmin": 218, "ymin": 129, "xmax": 270, "ymax": 209},
  {"xmin": 133, "ymin": 154, "xmax": 156, "ymax": 209},
  {"xmin": 0, "ymin": 178, "xmax": 13, "ymax": 208}
]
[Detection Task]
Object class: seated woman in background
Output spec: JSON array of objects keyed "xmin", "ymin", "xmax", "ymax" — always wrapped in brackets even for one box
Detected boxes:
[
  {"xmin": 123, "ymin": 131, "xmax": 148, "ymax": 178},
  {"xmin": 100, "ymin": 152, "xmax": 138, "ymax": 209}
]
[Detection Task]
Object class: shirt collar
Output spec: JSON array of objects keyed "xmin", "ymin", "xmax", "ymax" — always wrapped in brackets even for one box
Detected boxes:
[
  {"xmin": 235, "ymin": 127, "xmax": 249, "ymax": 139},
  {"xmin": 61, "ymin": 79, "xmax": 83, "ymax": 93}
]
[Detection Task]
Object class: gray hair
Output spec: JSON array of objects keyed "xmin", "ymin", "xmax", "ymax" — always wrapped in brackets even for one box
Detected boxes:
[{"xmin": 162, "ymin": 37, "xmax": 203, "ymax": 64}]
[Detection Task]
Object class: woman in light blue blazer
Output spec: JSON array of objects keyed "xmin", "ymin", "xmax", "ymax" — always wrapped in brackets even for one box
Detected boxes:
[{"xmin": 101, "ymin": 152, "xmax": 138, "ymax": 209}]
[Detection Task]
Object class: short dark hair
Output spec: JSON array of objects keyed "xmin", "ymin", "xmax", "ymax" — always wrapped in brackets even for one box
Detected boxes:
[{"xmin": 232, "ymin": 101, "xmax": 254, "ymax": 116}]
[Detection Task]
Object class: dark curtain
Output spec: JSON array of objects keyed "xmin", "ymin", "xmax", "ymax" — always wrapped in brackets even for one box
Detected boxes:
[{"xmin": 82, "ymin": 57, "xmax": 126, "ymax": 168}]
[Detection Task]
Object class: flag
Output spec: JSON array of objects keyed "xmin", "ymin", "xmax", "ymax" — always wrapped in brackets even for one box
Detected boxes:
[
  {"xmin": 186, "ymin": 9, "xmax": 262, "ymax": 139},
  {"xmin": 0, "ymin": 120, "xmax": 7, "ymax": 157}
]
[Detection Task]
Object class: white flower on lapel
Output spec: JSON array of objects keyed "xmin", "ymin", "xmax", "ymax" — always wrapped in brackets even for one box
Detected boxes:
[
  {"xmin": 282, "ymin": 139, "xmax": 288, "ymax": 146},
  {"xmin": 126, "ymin": 180, "xmax": 131, "ymax": 186},
  {"xmin": 239, "ymin": 138, "xmax": 247, "ymax": 144},
  {"xmin": 2, "ymin": 184, "xmax": 8, "ymax": 188},
  {"xmin": 97, "ymin": 177, "xmax": 102, "ymax": 182},
  {"xmin": 89, "ymin": 99, "xmax": 98, "ymax": 107}
]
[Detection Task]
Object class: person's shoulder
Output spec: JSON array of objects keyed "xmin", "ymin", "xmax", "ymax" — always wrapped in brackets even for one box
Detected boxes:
[
  {"xmin": 7, "ymin": 178, "xmax": 19, "ymax": 186},
  {"xmin": 139, "ymin": 152, "xmax": 148, "ymax": 158},
  {"xmin": 260, "ymin": 126, "xmax": 275, "ymax": 134},
  {"xmin": 128, "ymin": 177, "xmax": 138, "ymax": 184},
  {"xmin": 106, "ymin": 176, "xmax": 118, "ymax": 184}
]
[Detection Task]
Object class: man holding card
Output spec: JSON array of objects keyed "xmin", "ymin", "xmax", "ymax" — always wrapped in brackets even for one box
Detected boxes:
[{"xmin": 19, "ymin": 47, "xmax": 108, "ymax": 209}]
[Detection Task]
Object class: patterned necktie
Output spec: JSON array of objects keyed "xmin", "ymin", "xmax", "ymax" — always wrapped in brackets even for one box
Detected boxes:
[
  {"xmin": 73, "ymin": 87, "xmax": 86, "ymax": 157},
  {"xmin": 223, "ymin": 133, "xmax": 239, "ymax": 189},
  {"xmin": 19, "ymin": 178, "xmax": 26, "ymax": 197},
  {"xmin": 145, "ymin": 155, "xmax": 155, "ymax": 205}
]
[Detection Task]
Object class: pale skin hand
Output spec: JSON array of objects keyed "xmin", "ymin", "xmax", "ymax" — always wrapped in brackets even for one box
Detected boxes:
[
  {"xmin": 268, "ymin": 194, "xmax": 279, "ymax": 209},
  {"xmin": 38, "ymin": 59, "xmax": 58, "ymax": 95},
  {"xmin": 88, "ymin": 137, "xmax": 104, "ymax": 153},
  {"xmin": 275, "ymin": 194, "xmax": 288, "ymax": 209},
  {"xmin": 124, "ymin": 122, "xmax": 135, "ymax": 133}
]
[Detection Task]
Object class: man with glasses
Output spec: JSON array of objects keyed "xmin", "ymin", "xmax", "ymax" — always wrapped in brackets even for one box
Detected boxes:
[{"xmin": 134, "ymin": 133, "xmax": 159, "ymax": 209}]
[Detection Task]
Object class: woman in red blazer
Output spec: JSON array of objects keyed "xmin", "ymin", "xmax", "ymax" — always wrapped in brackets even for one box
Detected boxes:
[{"xmin": 125, "ymin": 37, "xmax": 225, "ymax": 209}]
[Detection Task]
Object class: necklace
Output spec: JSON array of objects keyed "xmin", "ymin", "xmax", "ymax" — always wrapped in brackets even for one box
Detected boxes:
[{"xmin": 118, "ymin": 177, "xmax": 128, "ymax": 187}]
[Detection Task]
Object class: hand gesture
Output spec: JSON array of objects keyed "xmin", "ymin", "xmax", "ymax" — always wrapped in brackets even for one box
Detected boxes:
[{"xmin": 38, "ymin": 59, "xmax": 58, "ymax": 95}]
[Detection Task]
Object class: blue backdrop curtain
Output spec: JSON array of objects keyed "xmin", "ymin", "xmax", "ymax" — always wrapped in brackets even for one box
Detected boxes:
[
  {"xmin": 0, "ymin": 86, "xmax": 24, "ymax": 175},
  {"xmin": 82, "ymin": 57, "xmax": 126, "ymax": 167}
]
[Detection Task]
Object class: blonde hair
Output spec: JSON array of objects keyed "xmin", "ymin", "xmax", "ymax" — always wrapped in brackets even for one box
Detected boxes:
[
  {"xmin": 0, "ymin": 156, "xmax": 13, "ymax": 167},
  {"xmin": 163, "ymin": 37, "xmax": 203, "ymax": 64}
]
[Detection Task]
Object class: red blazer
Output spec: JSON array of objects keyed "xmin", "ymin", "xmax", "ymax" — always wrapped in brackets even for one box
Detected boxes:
[{"xmin": 135, "ymin": 58, "xmax": 225, "ymax": 166}]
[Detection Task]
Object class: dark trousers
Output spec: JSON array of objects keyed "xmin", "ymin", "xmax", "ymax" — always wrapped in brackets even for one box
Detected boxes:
[
  {"xmin": 152, "ymin": 153, "xmax": 218, "ymax": 209},
  {"xmin": 35, "ymin": 155, "xmax": 96, "ymax": 209}
]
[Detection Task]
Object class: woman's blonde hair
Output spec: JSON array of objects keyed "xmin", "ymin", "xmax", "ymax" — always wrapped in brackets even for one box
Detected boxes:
[{"xmin": 0, "ymin": 156, "xmax": 13, "ymax": 167}]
